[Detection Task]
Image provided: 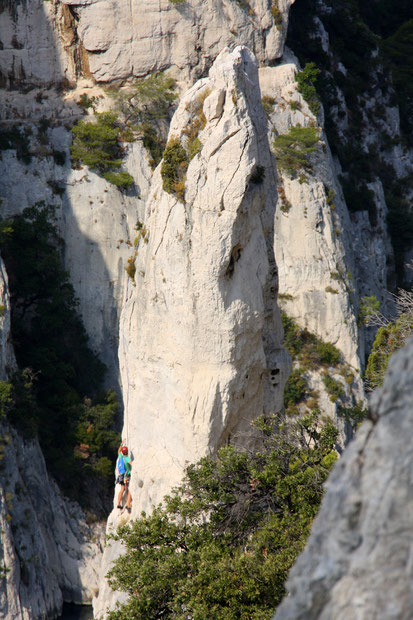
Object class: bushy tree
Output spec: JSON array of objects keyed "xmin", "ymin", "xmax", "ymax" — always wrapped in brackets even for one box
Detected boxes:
[
  {"xmin": 272, "ymin": 126, "xmax": 319, "ymax": 177},
  {"xmin": 295, "ymin": 62, "xmax": 321, "ymax": 116},
  {"xmin": 107, "ymin": 413, "xmax": 338, "ymax": 619},
  {"xmin": 71, "ymin": 112, "xmax": 133, "ymax": 188},
  {"xmin": 161, "ymin": 137, "xmax": 188, "ymax": 200}
]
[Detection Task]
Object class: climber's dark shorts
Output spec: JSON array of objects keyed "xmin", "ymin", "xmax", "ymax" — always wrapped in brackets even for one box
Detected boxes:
[{"xmin": 117, "ymin": 474, "xmax": 130, "ymax": 486}]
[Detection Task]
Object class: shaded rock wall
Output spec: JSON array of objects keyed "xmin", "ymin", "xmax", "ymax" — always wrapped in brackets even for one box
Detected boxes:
[{"xmin": 0, "ymin": 259, "xmax": 105, "ymax": 620}]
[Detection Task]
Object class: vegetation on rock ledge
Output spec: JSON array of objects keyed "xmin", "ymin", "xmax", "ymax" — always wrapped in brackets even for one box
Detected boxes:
[
  {"xmin": 107, "ymin": 413, "xmax": 338, "ymax": 620},
  {"xmin": 272, "ymin": 125, "xmax": 319, "ymax": 178},
  {"xmin": 71, "ymin": 111, "xmax": 134, "ymax": 189}
]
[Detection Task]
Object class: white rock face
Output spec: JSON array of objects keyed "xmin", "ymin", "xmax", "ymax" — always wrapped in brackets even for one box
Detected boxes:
[
  {"xmin": 0, "ymin": 0, "xmax": 294, "ymax": 88},
  {"xmin": 61, "ymin": 0, "xmax": 293, "ymax": 83},
  {"xmin": 259, "ymin": 59, "xmax": 363, "ymax": 370},
  {"xmin": 0, "ymin": 0, "xmax": 64, "ymax": 88},
  {"xmin": 274, "ymin": 336, "xmax": 413, "ymax": 620},
  {"xmin": 94, "ymin": 45, "xmax": 291, "ymax": 617}
]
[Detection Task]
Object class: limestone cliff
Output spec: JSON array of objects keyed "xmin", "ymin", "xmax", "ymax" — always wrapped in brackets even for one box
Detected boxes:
[
  {"xmin": 274, "ymin": 336, "xmax": 413, "ymax": 620},
  {"xmin": 260, "ymin": 58, "xmax": 361, "ymax": 369},
  {"xmin": 1, "ymin": 0, "xmax": 411, "ymax": 618},
  {"xmin": 94, "ymin": 45, "xmax": 291, "ymax": 617},
  {"xmin": 0, "ymin": 0, "xmax": 293, "ymax": 87}
]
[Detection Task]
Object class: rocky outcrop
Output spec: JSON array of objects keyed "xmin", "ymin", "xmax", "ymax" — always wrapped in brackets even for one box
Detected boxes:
[
  {"xmin": 60, "ymin": 0, "xmax": 293, "ymax": 84},
  {"xmin": 259, "ymin": 57, "xmax": 362, "ymax": 370},
  {"xmin": 274, "ymin": 337, "xmax": 413, "ymax": 620},
  {"xmin": 0, "ymin": 0, "xmax": 294, "ymax": 88},
  {"xmin": 93, "ymin": 45, "xmax": 291, "ymax": 617}
]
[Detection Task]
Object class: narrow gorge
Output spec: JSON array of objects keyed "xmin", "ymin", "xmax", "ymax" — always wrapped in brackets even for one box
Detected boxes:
[{"xmin": 1, "ymin": 1, "xmax": 413, "ymax": 619}]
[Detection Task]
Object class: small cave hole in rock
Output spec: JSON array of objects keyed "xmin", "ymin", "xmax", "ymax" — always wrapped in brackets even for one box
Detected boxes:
[
  {"xmin": 226, "ymin": 245, "xmax": 242, "ymax": 278},
  {"xmin": 270, "ymin": 368, "xmax": 279, "ymax": 387},
  {"xmin": 250, "ymin": 165, "xmax": 265, "ymax": 185},
  {"xmin": 59, "ymin": 603, "xmax": 93, "ymax": 619}
]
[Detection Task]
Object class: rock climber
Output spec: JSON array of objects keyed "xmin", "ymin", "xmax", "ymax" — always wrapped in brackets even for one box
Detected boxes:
[{"xmin": 116, "ymin": 442, "xmax": 132, "ymax": 512}]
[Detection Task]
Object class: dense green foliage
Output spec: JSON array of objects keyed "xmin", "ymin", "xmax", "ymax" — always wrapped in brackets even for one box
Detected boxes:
[
  {"xmin": 272, "ymin": 126, "xmax": 319, "ymax": 178},
  {"xmin": 71, "ymin": 111, "xmax": 133, "ymax": 189},
  {"xmin": 279, "ymin": 312, "xmax": 359, "ymax": 423},
  {"xmin": 161, "ymin": 138, "xmax": 188, "ymax": 200},
  {"xmin": 107, "ymin": 413, "xmax": 338, "ymax": 620},
  {"xmin": 0, "ymin": 205, "xmax": 119, "ymax": 512},
  {"xmin": 295, "ymin": 63, "xmax": 321, "ymax": 116},
  {"xmin": 322, "ymin": 373, "xmax": 345, "ymax": 403}
]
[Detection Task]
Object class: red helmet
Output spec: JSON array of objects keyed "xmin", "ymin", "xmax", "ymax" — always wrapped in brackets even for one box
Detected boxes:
[{"xmin": 121, "ymin": 446, "xmax": 128, "ymax": 455}]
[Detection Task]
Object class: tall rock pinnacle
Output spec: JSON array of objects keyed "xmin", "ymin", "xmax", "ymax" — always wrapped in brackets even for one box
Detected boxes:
[{"xmin": 94, "ymin": 45, "xmax": 290, "ymax": 617}]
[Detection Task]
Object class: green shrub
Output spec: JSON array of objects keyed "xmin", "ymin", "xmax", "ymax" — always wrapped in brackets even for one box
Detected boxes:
[
  {"xmin": 71, "ymin": 111, "xmax": 121, "ymax": 170},
  {"xmin": 358, "ymin": 295, "xmax": 380, "ymax": 326},
  {"xmin": 289, "ymin": 100, "xmax": 302, "ymax": 111},
  {"xmin": 338, "ymin": 401, "xmax": 368, "ymax": 431},
  {"xmin": 316, "ymin": 342, "xmax": 341, "ymax": 366},
  {"xmin": 0, "ymin": 382, "xmax": 13, "ymax": 417},
  {"xmin": 107, "ymin": 72, "xmax": 177, "ymax": 167},
  {"xmin": 322, "ymin": 373, "xmax": 345, "ymax": 402},
  {"xmin": 103, "ymin": 170, "xmax": 134, "ymax": 188},
  {"xmin": 107, "ymin": 412, "xmax": 338, "ymax": 620},
  {"xmin": 284, "ymin": 368, "xmax": 308, "ymax": 407},
  {"xmin": 161, "ymin": 138, "xmax": 188, "ymax": 200},
  {"xmin": 71, "ymin": 111, "xmax": 133, "ymax": 189},
  {"xmin": 125, "ymin": 256, "xmax": 136, "ymax": 282},
  {"xmin": 272, "ymin": 125, "xmax": 319, "ymax": 177},
  {"xmin": 365, "ymin": 314, "xmax": 412, "ymax": 389},
  {"xmin": 77, "ymin": 93, "xmax": 98, "ymax": 111},
  {"xmin": 282, "ymin": 313, "xmax": 342, "ymax": 370},
  {"xmin": 262, "ymin": 95, "xmax": 275, "ymax": 116},
  {"xmin": 140, "ymin": 122, "xmax": 165, "ymax": 169},
  {"xmin": 295, "ymin": 63, "xmax": 321, "ymax": 116},
  {"xmin": 271, "ymin": 1, "xmax": 283, "ymax": 28}
]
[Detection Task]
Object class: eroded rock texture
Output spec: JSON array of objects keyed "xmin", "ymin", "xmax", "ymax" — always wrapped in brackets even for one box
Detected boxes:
[
  {"xmin": 274, "ymin": 337, "xmax": 413, "ymax": 620},
  {"xmin": 94, "ymin": 45, "xmax": 291, "ymax": 617}
]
